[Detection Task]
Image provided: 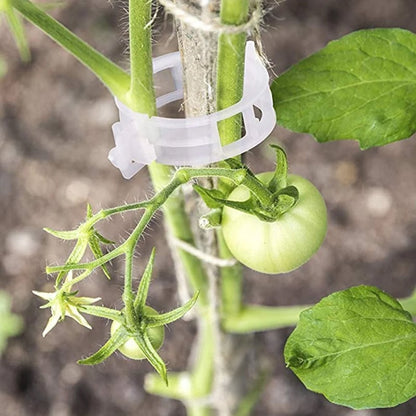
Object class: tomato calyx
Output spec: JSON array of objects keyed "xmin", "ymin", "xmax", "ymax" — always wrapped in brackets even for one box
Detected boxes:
[
  {"xmin": 109, "ymin": 305, "xmax": 166, "ymax": 361},
  {"xmin": 194, "ymin": 145, "xmax": 300, "ymax": 223},
  {"xmin": 77, "ymin": 249, "xmax": 199, "ymax": 385}
]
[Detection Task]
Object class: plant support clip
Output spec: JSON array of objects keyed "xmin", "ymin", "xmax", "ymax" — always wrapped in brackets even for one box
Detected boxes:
[{"xmin": 109, "ymin": 41, "xmax": 276, "ymax": 179}]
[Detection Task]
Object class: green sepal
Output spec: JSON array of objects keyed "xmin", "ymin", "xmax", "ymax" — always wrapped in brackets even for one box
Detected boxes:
[
  {"xmin": 43, "ymin": 227, "xmax": 80, "ymax": 240},
  {"xmin": 93, "ymin": 231, "xmax": 115, "ymax": 245},
  {"xmin": 268, "ymin": 145, "xmax": 288, "ymax": 192},
  {"xmin": 88, "ymin": 233, "xmax": 111, "ymax": 280},
  {"xmin": 78, "ymin": 326, "xmax": 128, "ymax": 365},
  {"xmin": 80, "ymin": 305, "xmax": 124, "ymax": 323},
  {"xmin": 86, "ymin": 203, "xmax": 115, "ymax": 244},
  {"xmin": 194, "ymin": 184, "xmax": 267, "ymax": 219},
  {"xmin": 134, "ymin": 248, "xmax": 156, "ymax": 315},
  {"xmin": 219, "ymin": 197, "xmax": 260, "ymax": 217},
  {"xmin": 86, "ymin": 204, "xmax": 114, "ymax": 279},
  {"xmin": 146, "ymin": 291, "xmax": 199, "ymax": 328},
  {"xmin": 132, "ymin": 332, "xmax": 168, "ymax": 385},
  {"xmin": 193, "ymin": 184, "xmax": 227, "ymax": 209},
  {"xmin": 271, "ymin": 185, "xmax": 299, "ymax": 217}
]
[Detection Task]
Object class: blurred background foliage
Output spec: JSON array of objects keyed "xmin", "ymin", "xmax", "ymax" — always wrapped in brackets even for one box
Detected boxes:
[
  {"xmin": 0, "ymin": 1, "xmax": 416, "ymax": 415},
  {"xmin": 0, "ymin": 291, "xmax": 23, "ymax": 355}
]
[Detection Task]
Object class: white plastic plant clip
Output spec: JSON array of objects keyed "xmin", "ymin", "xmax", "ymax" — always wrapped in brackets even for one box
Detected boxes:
[{"xmin": 109, "ymin": 41, "xmax": 276, "ymax": 179}]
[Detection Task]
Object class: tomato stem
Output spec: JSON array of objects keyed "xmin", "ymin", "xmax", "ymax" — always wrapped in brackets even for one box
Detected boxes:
[
  {"xmin": 126, "ymin": 0, "xmax": 157, "ymax": 114},
  {"xmin": 216, "ymin": 0, "xmax": 251, "ymax": 320},
  {"xmin": 11, "ymin": 0, "xmax": 131, "ymax": 99},
  {"xmin": 217, "ymin": 0, "xmax": 250, "ymax": 148}
]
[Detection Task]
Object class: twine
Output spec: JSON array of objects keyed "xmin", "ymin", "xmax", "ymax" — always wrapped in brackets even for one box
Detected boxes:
[
  {"xmin": 172, "ymin": 237, "xmax": 238, "ymax": 267},
  {"xmin": 158, "ymin": 0, "xmax": 263, "ymax": 34}
]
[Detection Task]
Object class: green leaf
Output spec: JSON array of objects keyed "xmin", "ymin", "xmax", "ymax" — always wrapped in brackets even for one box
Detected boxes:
[
  {"xmin": 284, "ymin": 285, "xmax": 416, "ymax": 409},
  {"xmin": 78, "ymin": 326, "xmax": 128, "ymax": 365},
  {"xmin": 272, "ymin": 28, "xmax": 416, "ymax": 149}
]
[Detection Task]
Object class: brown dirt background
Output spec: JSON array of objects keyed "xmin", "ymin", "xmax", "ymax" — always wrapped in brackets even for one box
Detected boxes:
[{"xmin": 1, "ymin": 0, "xmax": 416, "ymax": 415}]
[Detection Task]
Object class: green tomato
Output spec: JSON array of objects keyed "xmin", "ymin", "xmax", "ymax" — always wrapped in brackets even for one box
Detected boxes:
[
  {"xmin": 111, "ymin": 306, "xmax": 165, "ymax": 360},
  {"xmin": 222, "ymin": 172, "xmax": 327, "ymax": 274}
]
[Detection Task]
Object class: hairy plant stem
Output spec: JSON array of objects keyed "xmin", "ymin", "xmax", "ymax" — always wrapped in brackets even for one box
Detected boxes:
[
  {"xmin": 11, "ymin": 0, "xmax": 130, "ymax": 98},
  {"xmin": 214, "ymin": 2, "xmax": 254, "ymax": 415}
]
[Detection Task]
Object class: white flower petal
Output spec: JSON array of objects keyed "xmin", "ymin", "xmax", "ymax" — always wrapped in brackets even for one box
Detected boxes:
[
  {"xmin": 33, "ymin": 290, "xmax": 55, "ymax": 302},
  {"xmin": 42, "ymin": 313, "xmax": 60, "ymax": 337}
]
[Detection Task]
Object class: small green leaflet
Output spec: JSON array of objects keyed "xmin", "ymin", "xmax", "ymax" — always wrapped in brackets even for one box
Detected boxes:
[
  {"xmin": 272, "ymin": 28, "xmax": 416, "ymax": 149},
  {"xmin": 284, "ymin": 285, "xmax": 416, "ymax": 409}
]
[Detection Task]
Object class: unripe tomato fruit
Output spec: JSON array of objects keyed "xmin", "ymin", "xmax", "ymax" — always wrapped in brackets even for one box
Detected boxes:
[
  {"xmin": 222, "ymin": 173, "xmax": 327, "ymax": 274},
  {"xmin": 111, "ymin": 306, "xmax": 165, "ymax": 360}
]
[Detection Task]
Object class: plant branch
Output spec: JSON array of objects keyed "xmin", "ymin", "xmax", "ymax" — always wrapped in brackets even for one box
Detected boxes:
[
  {"xmin": 127, "ymin": 0, "xmax": 156, "ymax": 113},
  {"xmin": 222, "ymin": 304, "xmax": 308, "ymax": 333},
  {"xmin": 222, "ymin": 291, "xmax": 416, "ymax": 334},
  {"xmin": 11, "ymin": 0, "xmax": 130, "ymax": 98}
]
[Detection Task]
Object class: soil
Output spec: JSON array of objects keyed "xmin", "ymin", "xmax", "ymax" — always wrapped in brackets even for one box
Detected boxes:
[{"xmin": 1, "ymin": 1, "xmax": 416, "ymax": 415}]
